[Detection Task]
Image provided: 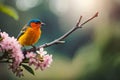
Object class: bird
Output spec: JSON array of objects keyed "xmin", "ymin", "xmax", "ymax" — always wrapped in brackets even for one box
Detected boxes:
[{"xmin": 17, "ymin": 19, "xmax": 45, "ymax": 47}]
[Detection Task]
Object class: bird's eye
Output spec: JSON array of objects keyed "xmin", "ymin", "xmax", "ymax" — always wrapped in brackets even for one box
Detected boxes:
[
  {"xmin": 35, "ymin": 22, "xmax": 38, "ymax": 24},
  {"xmin": 35, "ymin": 22, "xmax": 40, "ymax": 24}
]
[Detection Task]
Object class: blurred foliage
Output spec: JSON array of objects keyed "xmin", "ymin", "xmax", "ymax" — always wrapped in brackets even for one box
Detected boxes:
[{"xmin": 0, "ymin": 3, "xmax": 19, "ymax": 20}]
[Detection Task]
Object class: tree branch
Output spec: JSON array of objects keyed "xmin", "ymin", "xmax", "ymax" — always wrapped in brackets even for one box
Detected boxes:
[{"xmin": 27, "ymin": 12, "xmax": 99, "ymax": 52}]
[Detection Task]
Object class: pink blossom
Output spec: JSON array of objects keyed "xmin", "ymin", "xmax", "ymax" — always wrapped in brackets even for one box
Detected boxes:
[
  {"xmin": 26, "ymin": 52, "xmax": 36, "ymax": 58},
  {"xmin": 0, "ymin": 32, "xmax": 24, "ymax": 64},
  {"xmin": 0, "ymin": 31, "xmax": 53, "ymax": 76},
  {"xmin": 35, "ymin": 48, "xmax": 53, "ymax": 70},
  {"xmin": 26, "ymin": 48, "xmax": 53, "ymax": 71},
  {"xmin": 35, "ymin": 54, "xmax": 53, "ymax": 70},
  {"xmin": 37, "ymin": 48, "xmax": 47, "ymax": 56},
  {"xmin": 0, "ymin": 32, "xmax": 24, "ymax": 77},
  {"xmin": 26, "ymin": 52, "xmax": 37, "ymax": 66}
]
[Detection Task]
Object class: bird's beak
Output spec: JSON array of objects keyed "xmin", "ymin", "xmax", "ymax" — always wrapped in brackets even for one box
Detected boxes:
[{"xmin": 41, "ymin": 22, "xmax": 45, "ymax": 26}]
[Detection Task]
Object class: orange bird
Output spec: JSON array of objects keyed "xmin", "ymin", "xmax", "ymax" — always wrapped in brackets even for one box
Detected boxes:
[{"xmin": 17, "ymin": 19, "xmax": 45, "ymax": 46}]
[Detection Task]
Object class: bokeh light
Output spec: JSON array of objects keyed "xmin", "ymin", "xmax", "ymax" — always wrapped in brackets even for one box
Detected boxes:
[
  {"xmin": 16, "ymin": 0, "xmax": 43, "ymax": 11},
  {"xmin": 71, "ymin": 0, "xmax": 97, "ymax": 13},
  {"xmin": 49, "ymin": 0, "xmax": 69, "ymax": 16}
]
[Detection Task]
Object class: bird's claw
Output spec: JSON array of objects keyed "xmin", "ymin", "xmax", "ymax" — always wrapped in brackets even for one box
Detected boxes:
[{"xmin": 32, "ymin": 45, "xmax": 37, "ymax": 53}]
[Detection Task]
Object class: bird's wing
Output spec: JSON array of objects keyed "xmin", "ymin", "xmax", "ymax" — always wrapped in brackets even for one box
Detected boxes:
[{"xmin": 17, "ymin": 24, "xmax": 29, "ymax": 40}]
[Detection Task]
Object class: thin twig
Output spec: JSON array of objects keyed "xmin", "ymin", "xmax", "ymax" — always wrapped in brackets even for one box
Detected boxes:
[
  {"xmin": 76, "ymin": 16, "xmax": 82, "ymax": 27},
  {"xmin": 79, "ymin": 12, "xmax": 99, "ymax": 28},
  {"xmin": 26, "ymin": 12, "xmax": 99, "ymax": 52}
]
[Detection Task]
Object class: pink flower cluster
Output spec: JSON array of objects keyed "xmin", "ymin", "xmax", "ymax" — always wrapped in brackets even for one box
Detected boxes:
[
  {"xmin": 0, "ymin": 32, "xmax": 24, "ymax": 77},
  {"xmin": 26, "ymin": 48, "xmax": 53, "ymax": 70},
  {"xmin": 0, "ymin": 31, "xmax": 53, "ymax": 77}
]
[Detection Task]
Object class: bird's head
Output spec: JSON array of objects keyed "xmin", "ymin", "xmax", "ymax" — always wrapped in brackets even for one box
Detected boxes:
[{"xmin": 27, "ymin": 19, "xmax": 45, "ymax": 28}]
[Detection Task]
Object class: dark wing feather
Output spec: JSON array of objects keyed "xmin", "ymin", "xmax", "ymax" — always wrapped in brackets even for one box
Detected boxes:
[{"xmin": 17, "ymin": 24, "xmax": 29, "ymax": 40}]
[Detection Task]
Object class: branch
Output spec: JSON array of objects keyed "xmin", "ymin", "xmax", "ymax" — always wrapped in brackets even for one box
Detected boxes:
[{"xmin": 27, "ymin": 12, "xmax": 99, "ymax": 52}]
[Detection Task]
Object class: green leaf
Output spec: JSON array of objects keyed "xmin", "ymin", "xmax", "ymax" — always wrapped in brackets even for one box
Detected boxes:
[
  {"xmin": 0, "ymin": 4, "xmax": 19, "ymax": 20},
  {"xmin": 22, "ymin": 64, "xmax": 35, "ymax": 75}
]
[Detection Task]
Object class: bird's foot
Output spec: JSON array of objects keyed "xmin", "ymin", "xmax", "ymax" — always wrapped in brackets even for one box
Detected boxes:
[
  {"xmin": 22, "ymin": 47, "xmax": 27, "ymax": 56},
  {"xmin": 32, "ymin": 45, "xmax": 37, "ymax": 53}
]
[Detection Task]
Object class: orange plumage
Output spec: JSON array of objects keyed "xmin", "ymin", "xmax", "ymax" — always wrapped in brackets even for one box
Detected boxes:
[{"xmin": 17, "ymin": 19, "xmax": 44, "ymax": 46}]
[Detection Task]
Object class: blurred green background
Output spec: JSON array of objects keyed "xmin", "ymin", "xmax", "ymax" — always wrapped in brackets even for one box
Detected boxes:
[{"xmin": 0, "ymin": 0, "xmax": 120, "ymax": 80}]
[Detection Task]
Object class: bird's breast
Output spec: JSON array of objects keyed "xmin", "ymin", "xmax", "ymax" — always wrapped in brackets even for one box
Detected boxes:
[{"xmin": 19, "ymin": 27, "xmax": 41, "ymax": 46}]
